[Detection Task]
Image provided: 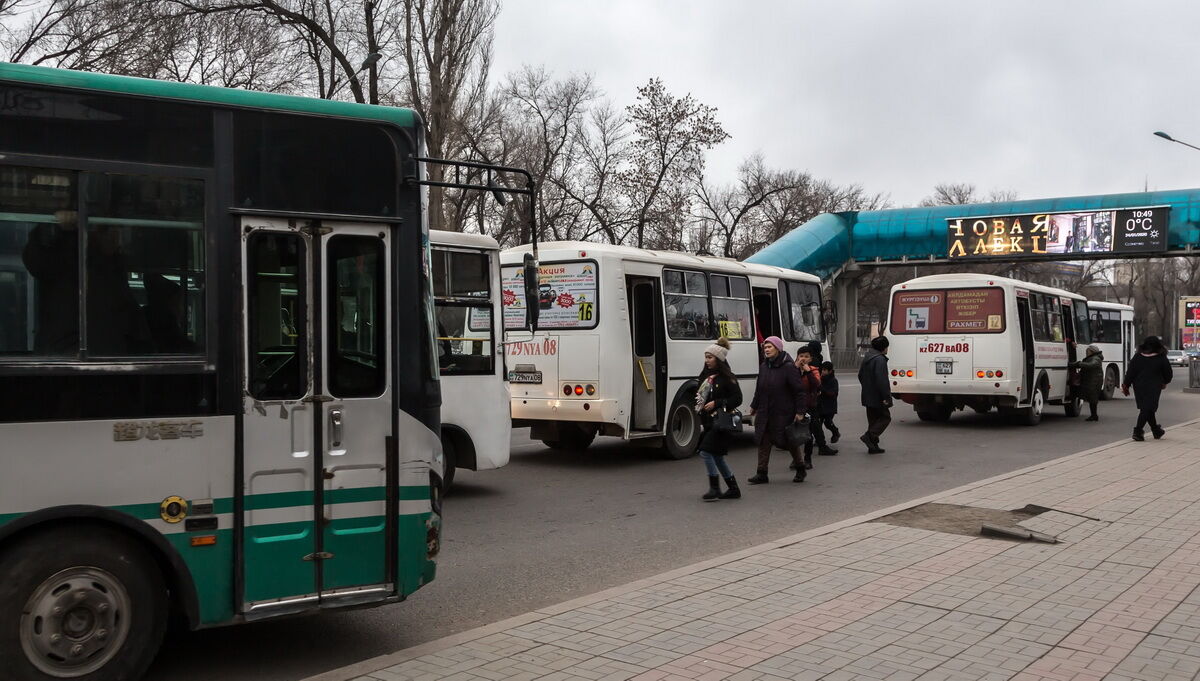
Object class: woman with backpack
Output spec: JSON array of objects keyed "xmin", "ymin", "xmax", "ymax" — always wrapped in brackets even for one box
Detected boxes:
[
  {"xmin": 1122, "ymin": 336, "xmax": 1173, "ymax": 441},
  {"xmin": 696, "ymin": 338, "xmax": 743, "ymax": 501}
]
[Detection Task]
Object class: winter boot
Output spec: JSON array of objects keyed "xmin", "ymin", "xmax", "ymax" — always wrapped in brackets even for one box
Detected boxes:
[
  {"xmin": 720, "ymin": 477, "xmax": 741, "ymax": 499},
  {"xmin": 748, "ymin": 471, "xmax": 769, "ymax": 485},
  {"xmin": 818, "ymin": 444, "xmax": 838, "ymax": 456},
  {"xmin": 703, "ymin": 476, "xmax": 721, "ymax": 501},
  {"xmin": 1132, "ymin": 429, "xmax": 1145, "ymax": 442},
  {"xmin": 1152, "ymin": 426, "xmax": 1166, "ymax": 440},
  {"xmin": 1085, "ymin": 415, "xmax": 1098, "ymax": 422},
  {"xmin": 793, "ymin": 466, "xmax": 806, "ymax": 483},
  {"xmin": 803, "ymin": 450, "xmax": 813, "ymax": 470},
  {"xmin": 829, "ymin": 428, "xmax": 841, "ymax": 444}
]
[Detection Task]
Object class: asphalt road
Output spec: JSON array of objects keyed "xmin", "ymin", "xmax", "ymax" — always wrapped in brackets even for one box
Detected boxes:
[{"xmin": 150, "ymin": 381, "xmax": 1198, "ymax": 681}]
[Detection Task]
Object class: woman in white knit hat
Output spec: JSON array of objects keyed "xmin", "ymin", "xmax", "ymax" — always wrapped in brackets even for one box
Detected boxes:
[{"xmin": 695, "ymin": 337, "xmax": 743, "ymax": 501}]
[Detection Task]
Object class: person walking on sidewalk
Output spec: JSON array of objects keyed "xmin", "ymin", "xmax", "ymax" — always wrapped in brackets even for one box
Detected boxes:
[
  {"xmin": 818, "ymin": 361, "xmax": 841, "ymax": 446},
  {"xmin": 1122, "ymin": 335, "xmax": 1173, "ymax": 441},
  {"xmin": 1070, "ymin": 344, "xmax": 1104, "ymax": 421},
  {"xmin": 695, "ymin": 338, "xmax": 743, "ymax": 501},
  {"xmin": 794, "ymin": 343, "xmax": 836, "ymax": 469},
  {"xmin": 858, "ymin": 336, "xmax": 892, "ymax": 454},
  {"xmin": 748, "ymin": 336, "xmax": 807, "ymax": 484}
]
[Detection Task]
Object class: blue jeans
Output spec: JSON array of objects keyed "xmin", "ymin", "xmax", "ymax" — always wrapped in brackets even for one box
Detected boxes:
[{"xmin": 699, "ymin": 450, "xmax": 733, "ymax": 478}]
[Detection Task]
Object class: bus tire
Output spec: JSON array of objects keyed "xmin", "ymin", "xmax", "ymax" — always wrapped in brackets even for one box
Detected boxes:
[
  {"xmin": 1064, "ymin": 395, "xmax": 1082, "ymax": 417},
  {"xmin": 664, "ymin": 394, "xmax": 701, "ymax": 460},
  {"xmin": 1019, "ymin": 383, "xmax": 1046, "ymax": 426},
  {"xmin": 441, "ymin": 438, "xmax": 458, "ymax": 492},
  {"xmin": 542, "ymin": 425, "xmax": 595, "ymax": 452},
  {"xmin": 0, "ymin": 524, "xmax": 167, "ymax": 681},
  {"xmin": 916, "ymin": 404, "xmax": 952, "ymax": 422},
  {"xmin": 1100, "ymin": 366, "xmax": 1117, "ymax": 401}
]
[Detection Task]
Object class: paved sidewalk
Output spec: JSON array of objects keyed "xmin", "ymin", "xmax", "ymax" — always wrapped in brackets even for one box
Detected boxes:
[{"xmin": 312, "ymin": 419, "xmax": 1200, "ymax": 681}]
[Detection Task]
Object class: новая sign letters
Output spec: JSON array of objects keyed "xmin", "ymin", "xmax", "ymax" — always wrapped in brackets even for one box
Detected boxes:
[{"xmin": 947, "ymin": 207, "xmax": 1169, "ymax": 259}]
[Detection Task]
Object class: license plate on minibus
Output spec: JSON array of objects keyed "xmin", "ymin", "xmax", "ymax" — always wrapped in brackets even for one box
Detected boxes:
[
  {"xmin": 936, "ymin": 361, "xmax": 953, "ymax": 375},
  {"xmin": 509, "ymin": 371, "xmax": 543, "ymax": 384}
]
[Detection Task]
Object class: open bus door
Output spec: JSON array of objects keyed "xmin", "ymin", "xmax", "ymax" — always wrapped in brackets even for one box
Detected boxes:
[
  {"xmin": 627, "ymin": 276, "xmax": 665, "ymax": 432},
  {"xmin": 1060, "ymin": 300, "xmax": 1082, "ymax": 416},
  {"xmin": 1016, "ymin": 295, "xmax": 1035, "ymax": 406},
  {"xmin": 753, "ymin": 287, "xmax": 781, "ymax": 361}
]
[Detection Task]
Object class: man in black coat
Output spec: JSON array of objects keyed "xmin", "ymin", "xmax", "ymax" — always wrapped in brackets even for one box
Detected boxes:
[{"xmin": 858, "ymin": 336, "xmax": 892, "ymax": 454}]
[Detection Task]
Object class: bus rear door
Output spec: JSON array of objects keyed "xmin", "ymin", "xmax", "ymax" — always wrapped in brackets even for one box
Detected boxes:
[{"xmin": 627, "ymin": 276, "xmax": 664, "ymax": 431}]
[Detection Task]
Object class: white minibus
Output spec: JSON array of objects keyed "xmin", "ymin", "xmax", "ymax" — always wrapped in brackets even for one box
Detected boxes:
[
  {"xmin": 1086, "ymin": 301, "xmax": 1135, "ymax": 400},
  {"xmin": 886, "ymin": 273, "xmax": 1092, "ymax": 425},
  {"xmin": 499, "ymin": 242, "xmax": 826, "ymax": 458},
  {"xmin": 430, "ymin": 230, "xmax": 510, "ymax": 488}
]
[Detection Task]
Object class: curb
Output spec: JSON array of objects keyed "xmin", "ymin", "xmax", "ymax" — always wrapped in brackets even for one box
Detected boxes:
[{"xmin": 302, "ymin": 416, "xmax": 1200, "ymax": 681}]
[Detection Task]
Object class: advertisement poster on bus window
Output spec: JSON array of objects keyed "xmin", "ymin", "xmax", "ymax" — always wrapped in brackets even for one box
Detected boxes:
[
  {"xmin": 890, "ymin": 290, "xmax": 945, "ymax": 334},
  {"xmin": 502, "ymin": 261, "xmax": 598, "ymax": 329},
  {"xmin": 945, "ymin": 288, "xmax": 1005, "ymax": 332}
]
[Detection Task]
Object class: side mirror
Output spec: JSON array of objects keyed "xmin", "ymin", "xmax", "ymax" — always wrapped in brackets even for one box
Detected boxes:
[{"xmin": 522, "ymin": 252, "xmax": 539, "ymax": 331}]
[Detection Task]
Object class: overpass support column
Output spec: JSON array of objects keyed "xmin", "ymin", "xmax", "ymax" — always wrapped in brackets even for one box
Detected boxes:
[{"xmin": 828, "ymin": 266, "xmax": 864, "ymax": 362}]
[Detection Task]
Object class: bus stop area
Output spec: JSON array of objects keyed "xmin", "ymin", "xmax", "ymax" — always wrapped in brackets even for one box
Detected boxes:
[{"xmin": 311, "ymin": 418, "xmax": 1200, "ymax": 681}]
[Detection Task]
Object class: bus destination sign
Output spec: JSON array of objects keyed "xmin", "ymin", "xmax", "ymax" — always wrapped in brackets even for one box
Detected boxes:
[{"xmin": 946, "ymin": 207, "xmax": 1169, "ymax": 259}]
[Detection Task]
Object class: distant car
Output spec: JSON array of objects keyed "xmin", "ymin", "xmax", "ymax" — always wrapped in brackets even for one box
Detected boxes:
[
  {"xmin": 1166, "ymin": 350, "xmax": 1189, "ymax": 367},
  {"xmin": 1187, "ymin": 348, "xmax": 1200, "ymax": 359}
]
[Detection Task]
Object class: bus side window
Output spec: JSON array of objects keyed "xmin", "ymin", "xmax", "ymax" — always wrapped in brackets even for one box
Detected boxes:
[
  {"xmin": 663, "ymin": 268, "xmax": 711, "ymax": 340},
  {"xmin": 247, "ymin": 232, "xmax": 307, "ymax": 400}
]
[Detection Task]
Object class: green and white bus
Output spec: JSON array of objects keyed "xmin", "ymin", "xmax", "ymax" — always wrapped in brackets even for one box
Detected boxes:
[{"xmin": 0, "ymin": 63, "xmax": 450, "ymax": 680}]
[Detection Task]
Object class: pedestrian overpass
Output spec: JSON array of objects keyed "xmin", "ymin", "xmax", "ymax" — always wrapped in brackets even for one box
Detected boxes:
[{"xmin": 746, "ymin": 188, "xmax": 1200, "ymax": 353}]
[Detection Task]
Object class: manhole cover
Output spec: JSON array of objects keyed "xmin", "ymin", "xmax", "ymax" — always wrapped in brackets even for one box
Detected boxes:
[{"xmin": 871, "ymin": 502, "xmax": 1045, "ymax": 539}]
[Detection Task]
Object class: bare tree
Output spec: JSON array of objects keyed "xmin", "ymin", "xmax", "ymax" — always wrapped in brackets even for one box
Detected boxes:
[
  {"xmin": 620, "ymin": 78, "xmax": 729, "ymax": 248},
  {"xmin": 919, "ymin": 182, "xmax": 1018, "ymax": 207},
  {"xmin": 693, "ymin": 154, "xmax": 803, "ymax": 257}
]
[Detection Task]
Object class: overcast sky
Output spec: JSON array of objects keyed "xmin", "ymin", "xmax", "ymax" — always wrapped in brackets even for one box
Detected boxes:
[{"xmin": 492, "ymin": 1, "xmax": 1200, "ymax": 207}]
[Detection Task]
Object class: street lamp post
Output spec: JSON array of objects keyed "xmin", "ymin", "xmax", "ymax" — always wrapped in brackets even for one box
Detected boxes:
[{"xmin": 1153, "ymin": 130, "xmax": 1200, "ymax": 153}]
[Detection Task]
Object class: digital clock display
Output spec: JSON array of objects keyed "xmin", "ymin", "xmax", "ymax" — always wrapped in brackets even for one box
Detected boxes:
[{"xmin": 947, "ymin": 206, "xmax": 1169, "ymax": 259}]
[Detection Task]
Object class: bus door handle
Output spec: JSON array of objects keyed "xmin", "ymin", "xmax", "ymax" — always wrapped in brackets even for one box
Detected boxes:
[{"xmin": 330, "ymin": 409, "xmax": 344, "ymax": 450}]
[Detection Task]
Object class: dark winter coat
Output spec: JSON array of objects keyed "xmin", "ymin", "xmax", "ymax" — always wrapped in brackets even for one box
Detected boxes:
[
  {"xmin": 858, "ymin": 349, "xmax": 892, "ymax": 408},
  {"xmin": 1070, "ymin": 352, "xmax": 1104, "ymax": 402},
  {"xmin": 819, "ymin": 374, "xmax": 839, "ymax": 416},
  {"xmin": 797, "ymin": 363, "xmax": 822, "ymax": 413},
  {"xmin": 1124, "ymin": 352, "xmax": 1173, "ymax": 412},
  {"xmin": 697, "ymin": 368, "xmax": 743, "ymax": 457},
  {"xmin": 751, "ymin": 352, "xmax": 805, "ymax": 448}
]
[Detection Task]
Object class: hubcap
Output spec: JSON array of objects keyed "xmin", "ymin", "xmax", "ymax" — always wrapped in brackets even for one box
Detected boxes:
[
  {"xmin": 20, "ymin": 567, "xmax": 131, "ymax": 678},
  {"xmin": 1033, "ymin": 390, "xmax": 1044, "ymax": 414},
  {"xmin": 671, "ymin": 405, "xmax": 696, "ymax": 447}
]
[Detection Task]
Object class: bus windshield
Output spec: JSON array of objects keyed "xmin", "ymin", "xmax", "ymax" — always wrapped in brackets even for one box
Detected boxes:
[
  {"xmin": 890, "ymin": 287, "xmax": 1006, "ymax": 334},
  {"xmin": 781, "ymin": 281, "xmax": 823, "ymax": 342}
]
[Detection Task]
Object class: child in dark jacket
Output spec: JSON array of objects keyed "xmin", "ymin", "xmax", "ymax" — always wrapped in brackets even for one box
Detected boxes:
[{"xmin": 818, "ymin": 362, "xmax": 841, "ymax": 447}]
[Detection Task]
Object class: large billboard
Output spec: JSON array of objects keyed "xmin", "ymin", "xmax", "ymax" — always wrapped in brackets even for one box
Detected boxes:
[{"xmin": 947, "ymin": 207, "xmax": 1169, "ymax": 259}]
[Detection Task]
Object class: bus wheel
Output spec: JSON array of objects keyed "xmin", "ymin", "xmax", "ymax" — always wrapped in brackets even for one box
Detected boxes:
[
  {"xmin": 1100, "ymin": 366, "xmax": 1117, "ymax": 401},
  {"xmin": 1019, "ymin": 385, "xmax": 1045, "ymax": 426},
  {"xmin": 917, "ymin": 404, "xmax": 952, "ymax": 422},
  {"xmin": 542, "ymin": 425, "xmax": 596, "ymax": 452},
  {"xmin": 441, "ymin": 439, "xmax": 458, "ymax": 492},
  {"xmin": 664, "ymin": 396, "xmax": 701, "ymax": 460},
  {"xmin": 0, "ymin": 525, "xmax": 166, "ymax": 681},
  {"xmin": 1064, "ymin": 395, "xmax": 1082, "ymax": 417}
]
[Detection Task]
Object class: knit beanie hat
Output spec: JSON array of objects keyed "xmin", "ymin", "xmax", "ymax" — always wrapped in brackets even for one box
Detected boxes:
[
  {"xmin": 764, "ymin": 336, "xmax": 784, "ymax": 353},
  {"xmin": 705, "ymin": 337, "xmax": 731, "ymax": 363}
]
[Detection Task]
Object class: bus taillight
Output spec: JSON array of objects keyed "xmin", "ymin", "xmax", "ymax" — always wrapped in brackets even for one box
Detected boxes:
[
  {"xmin": 563, "ymin": 385, "xmax": 573, "ymax": 396},
  {"xmin": 585, "ymin": 384, "xmax": 596, "ymax": 396},
  {"xmin": 574, "ymin": 385, "xmax": 584, "ymax": 396},
  {"xmin": 905, "ymin": 370, "xmax": 914, "ymax": 378},
  {"xmin": 976, "ymin": 370, "xmax": 985, "ymax": 378},
  {"xmin": 994, "ymin": 370, "xmax": 1003, "ymax": 378},
  {"xmin": 891, "ymin": 369, "xmax": 898, "ymax": 376}
]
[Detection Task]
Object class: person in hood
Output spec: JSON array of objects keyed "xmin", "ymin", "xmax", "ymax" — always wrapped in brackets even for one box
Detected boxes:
[
  {"xmin": 1069, "ymin": 344, "xmax": 1104, "ymax": 421},
  {"xmin": 694, "ymin": 338, "xmax": 743, "ymax": 501},
  {"xmin": 748, "ymin": 336, "xmax": 807, "ymax": 484},
  {"xmin": 1122, "ymin": 336, "xmax": 1173, "ymax": 441},
  {"xmin": 858, "ymin": 336, "xmax": 892, "ymax": 454}
]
